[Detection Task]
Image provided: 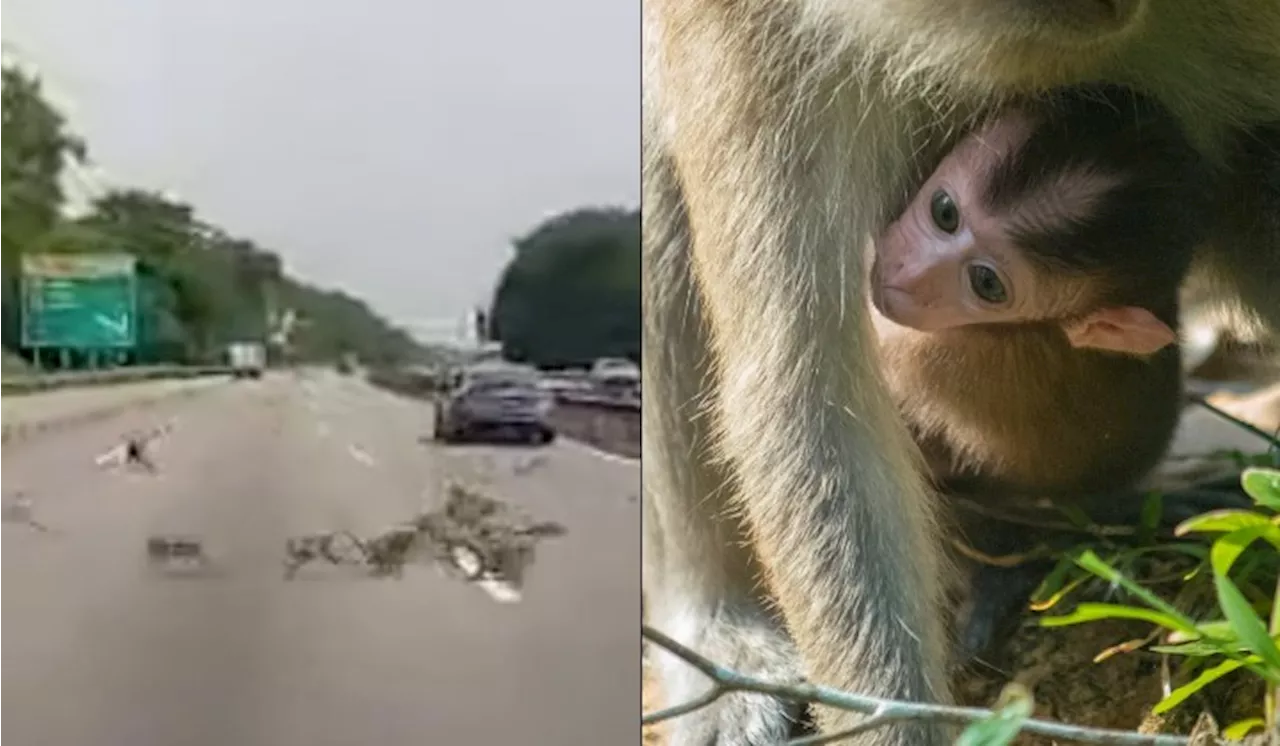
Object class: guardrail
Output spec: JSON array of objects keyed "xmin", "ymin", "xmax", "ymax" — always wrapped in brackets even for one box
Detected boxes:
[
  {"xmin": 549, "ymin": 392, "xmax": 640, "ymax": 459},
  {"xmin": 363, "ymin": 368, "xmax": 641, "ymax": 456},
  {"xmin": 552, "ymin": 390, "xmax": 640, "ymax": 412},
  {"xmin": 1, "ymin": 365, "xmax": 234, "ymax": 396}
]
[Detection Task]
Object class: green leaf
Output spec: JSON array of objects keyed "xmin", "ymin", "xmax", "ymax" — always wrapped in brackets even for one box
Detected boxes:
[
  {"xmin": 955, "ymin": 689, "xmax": 1033, "ymax": 746},
  {"xmin": 1149, "ymin": 621, "xmax": 1247, "ymax": 657},
  {"xmin": 1071, "ymin": 551, "xmax": 1201, "ymax": 636},
  {"xmin": 1054, "ymin": 503, "xmax": 1095, "ymax": 531},
  {"xmin": 1040, "ymin": 602, "xmax": 1199, "ymax": 637},
  {"xmin": 1029, "ymin": 556, "xmax": 1081, "ymax": 610},
  {"xmin": 1209, "ymin": 526, "xmax": 1280, "ymax": 577},
  {"xmin": 1152, "ymin": 656, "xmax": 1256, "ymax": 714},
  {"xmin": 1139, "ymin": 491, "xmax": 1163, "ymax": 544},
  {"xmin": 1241, "ymin": 467, "xmax": 1280, "ymax": 509},
  {"xmin": 1222, "ymin": 718, "xmax": 1267, "ymax": 739},
  {"xmin": 1213, "ymin": 573, "xmax": 1280, "ymax": 676},
  {"xmin": 1149, "ymin": 639, "xmax": 1248, "ymax": 657},
  {"xmin": 1194, "ymin": 620, "xmax": 1239, "ymax": 639},
  {"xmin": 1176, "ymin": 509, "xmax": 1279, "ymax": 538}
]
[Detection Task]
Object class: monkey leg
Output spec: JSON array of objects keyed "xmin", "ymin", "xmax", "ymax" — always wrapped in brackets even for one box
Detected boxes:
[
  {"xmin": 1188, "ymin": 123, "xmax": 1280, "ymax": 346},
  {"xmin": 641, "ymin": 148, "xmax": 808, "ymax": 744},
  {"xmin": 946, "ymin": 481, "xmax": 1254, "ymax": 664},
  {"xmin": 1205, "ymin": 381, "xmax": 1280, "ymax": 434}
]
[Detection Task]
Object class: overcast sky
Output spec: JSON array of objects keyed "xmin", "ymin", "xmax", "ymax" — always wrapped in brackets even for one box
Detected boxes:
[{"xmin": 3, "ymin": 0, "xmax": 640, "ymax": 343}]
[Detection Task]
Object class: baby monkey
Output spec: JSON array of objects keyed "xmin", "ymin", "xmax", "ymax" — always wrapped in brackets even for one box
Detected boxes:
[
  {"xmin": 871, "ymin": 85, "xmax": 1225, "ymax": 659},
  {"xmin": 873, "ymin": 83, "xmax": 1214, "ymax": 493}
]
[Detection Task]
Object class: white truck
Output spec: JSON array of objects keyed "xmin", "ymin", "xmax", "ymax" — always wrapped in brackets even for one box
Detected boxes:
[{"xmin": 227, "ymin": 341, "xmax": 266, "ymax": 379}]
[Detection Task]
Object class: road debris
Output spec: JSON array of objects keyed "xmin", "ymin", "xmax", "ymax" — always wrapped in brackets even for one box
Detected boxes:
[
  {"xmin": 2, "ymin": 492, "xmax": 52, "ymax": 533},
  {"xmin": 282, "ymin": 530, "xmax": 368, "ymax": 579},
  {"xmin": 413, "ymin": 482, "xmax": 568, "ymax": 599},
  {"xmin": 360, "ymin": 524, "xmax": 422, "ymax": 577},
  {"xmin": 145, "ymin": 534, "xmax": 208, "ymax": 568},
  {"xmin": 280, "ymin": 481, "xmax": 567, "ymax": 596}
]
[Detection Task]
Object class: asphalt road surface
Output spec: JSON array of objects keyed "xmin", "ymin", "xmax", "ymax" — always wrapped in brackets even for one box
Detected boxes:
[{"xmin": 3, "ymin": 371, "xmax": 640, "ymax": 746}]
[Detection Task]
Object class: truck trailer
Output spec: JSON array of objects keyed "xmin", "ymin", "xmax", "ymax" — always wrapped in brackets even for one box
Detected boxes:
[{"xmin": 227, "ymin": 341, "xmax": 266, "ymax": 379}]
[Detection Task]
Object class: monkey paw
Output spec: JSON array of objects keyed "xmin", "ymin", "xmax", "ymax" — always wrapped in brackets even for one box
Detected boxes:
[
  {"xmin": 648, "ymin": 615, "xmax": 807, "ymax": 745},
  {"xmin": 668, "ymin": 690, "xmax": 803, "ymax": 746}
]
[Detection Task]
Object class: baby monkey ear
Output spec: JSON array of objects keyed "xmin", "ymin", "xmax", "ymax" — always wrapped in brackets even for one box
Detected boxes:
[{"xmin": 1062, "ymin": 306, "xmax": 1178, "ymax": 356}]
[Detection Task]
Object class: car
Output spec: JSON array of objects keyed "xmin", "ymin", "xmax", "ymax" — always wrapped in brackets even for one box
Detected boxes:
[
  {"xmin": 588, "ymin": 357, "xmax": 640, "ymax": 386},
  {"xmin": 433, "ymin": 365, "xmax": 557, "ymax": 445}
]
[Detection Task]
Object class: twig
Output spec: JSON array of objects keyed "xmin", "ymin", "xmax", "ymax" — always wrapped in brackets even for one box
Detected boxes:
[{"xmin": 642, "ymin": 625, "xmax": 1192, "ymax": 745}]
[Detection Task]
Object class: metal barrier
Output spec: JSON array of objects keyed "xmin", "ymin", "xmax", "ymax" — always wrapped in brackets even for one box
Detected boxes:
[
  {"xmin": 1, "ymin": 366, "xmax": 234, "ymax": 396},
  {"xmin": 552, "ymin": 390, "xmax": 640, "ymax": 412}
]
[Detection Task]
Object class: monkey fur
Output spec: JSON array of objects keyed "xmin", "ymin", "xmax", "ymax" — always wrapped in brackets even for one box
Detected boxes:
[{"xmin": 643, "ymin": 0, "xmax": 1280, "ymax": 743}]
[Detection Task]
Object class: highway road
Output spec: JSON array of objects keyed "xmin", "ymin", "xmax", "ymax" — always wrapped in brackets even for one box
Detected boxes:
[{"xmin": 3, "ymin": 371, "xmax": 640, "ymax": 746}]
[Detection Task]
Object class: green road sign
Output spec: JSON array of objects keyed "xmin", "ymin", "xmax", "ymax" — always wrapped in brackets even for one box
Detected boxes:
[{"xmin": 20, "ymin": 253, "xmax": 138, "ymax": 349}]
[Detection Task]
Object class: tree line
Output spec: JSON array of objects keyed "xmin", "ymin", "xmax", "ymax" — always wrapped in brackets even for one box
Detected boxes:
[
  {"xmin": 1, "ymin": 64, "xmax": 424, "ymax": 370},
  {"xmin": 486, "ymin": 205, "xmax": 639, "ymax": 369}
]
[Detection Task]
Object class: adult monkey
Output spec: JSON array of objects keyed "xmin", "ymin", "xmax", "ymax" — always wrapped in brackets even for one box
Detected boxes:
[{"xmin": 642, "ymin": 1, "xmax": 1280, "ymax": 744}]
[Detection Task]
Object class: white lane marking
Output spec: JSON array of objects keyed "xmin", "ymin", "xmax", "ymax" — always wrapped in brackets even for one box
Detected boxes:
[
  {"xmin": 476, "ymin": 578, "xmax": 523, "ymax": 604},
  {"xmin": 348, "ymin": 444, "xmax": 375, "ymax": 466},
  {"xmin": 452, "ymin": 545, "xmax": 483, "ymax": 577},
  {"xmin": 559, "ymin": 437, "xmax": 639, "ymax": 467}
]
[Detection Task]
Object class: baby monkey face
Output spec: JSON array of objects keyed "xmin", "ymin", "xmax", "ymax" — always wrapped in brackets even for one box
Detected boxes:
[
  {"xmin": 871, "ymin": 191, "xmax": 1037, "ymax": 331},
  {"xmin": 870, "ymin": 98, "xmax": 1190, "ymax": 357},
  {"xmin": 871, "ymin": 113, "xmax": 1047, "ymax": 332}
]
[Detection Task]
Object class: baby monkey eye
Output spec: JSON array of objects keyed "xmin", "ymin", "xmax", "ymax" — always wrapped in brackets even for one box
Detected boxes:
[
  {"xmin": 930, "ymin": 189, "xmax": 960, "ymax": 234},
  {"xmin": 967, "ymin": 263, "xmax": 1008, "ymax": 305}
]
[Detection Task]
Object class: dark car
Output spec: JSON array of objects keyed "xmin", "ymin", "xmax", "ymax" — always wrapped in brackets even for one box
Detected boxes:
[{"xmin": 434, "ymin": 366, "xmax": 556, "ymax": 444}]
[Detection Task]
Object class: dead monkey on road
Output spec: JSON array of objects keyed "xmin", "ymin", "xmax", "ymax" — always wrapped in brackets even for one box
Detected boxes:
[
  {"xmin": 871, "ymin": 84, "xmax": 1225, "ymax": 659},
  {"xmin": 642, "ymin": 0, "xmax": 1280, "ymax": 741}
]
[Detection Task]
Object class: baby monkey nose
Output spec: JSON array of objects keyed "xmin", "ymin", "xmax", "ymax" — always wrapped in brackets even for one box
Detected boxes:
[{"xmin": 884, "ymin": 260, "xmax": 931, "ymax": 292}]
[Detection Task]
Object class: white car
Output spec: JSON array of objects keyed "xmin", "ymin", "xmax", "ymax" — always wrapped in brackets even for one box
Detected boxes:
[{"xmin": 588, "ymin": 358, "xmax": 640, "ymax": 386}]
